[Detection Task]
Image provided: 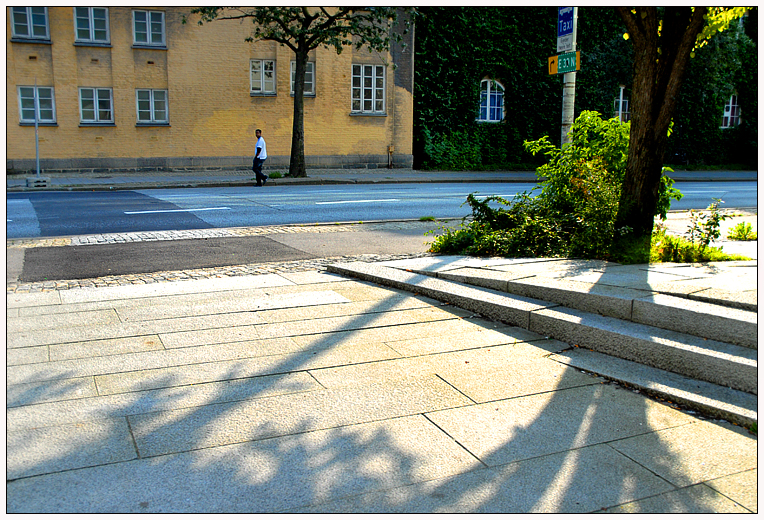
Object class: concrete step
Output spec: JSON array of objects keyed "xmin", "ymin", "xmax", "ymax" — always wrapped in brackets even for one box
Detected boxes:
[
  {"xmin": 328, "ymin": 262, "xmax": 757, "ymax": 408},
  {"xmin": 418, "ymin": 268, "xmax": 757, "ymax": 350},
  {"xmin": 550, "ymin": 348, "xmax": 757, "ymax": 429},
  {"xmin": 529, "ymin": 305, "xmax": 756, "ymax": 395}
]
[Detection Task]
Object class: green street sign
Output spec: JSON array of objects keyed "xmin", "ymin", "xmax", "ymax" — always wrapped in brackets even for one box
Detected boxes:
[{"xmin": 556, "ymin": 51, "xmax": 580, "ymax": 74}]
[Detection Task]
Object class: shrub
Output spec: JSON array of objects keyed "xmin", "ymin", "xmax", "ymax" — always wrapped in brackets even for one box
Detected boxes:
[
  {"xmin": 430, "ymin": 111, "xmax": 682, "ymax": 262},
  {"xmin": 727, "ymin": 221, "xmax": 757, "ymax": 241}
]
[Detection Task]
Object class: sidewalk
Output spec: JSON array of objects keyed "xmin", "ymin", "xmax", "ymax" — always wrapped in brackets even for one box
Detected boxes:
[
  {"xmin": 5, "ymin": 167, "xmax": 758, "ymax": 191},
  {"xmin": 6, "ymin": 253, "xmax": 758, "ymax": 513}
]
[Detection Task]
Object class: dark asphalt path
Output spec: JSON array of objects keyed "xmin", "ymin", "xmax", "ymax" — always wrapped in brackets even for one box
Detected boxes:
[{"xmin": 13, "ymin": 225, "xmax": 436, "ymax": 283}]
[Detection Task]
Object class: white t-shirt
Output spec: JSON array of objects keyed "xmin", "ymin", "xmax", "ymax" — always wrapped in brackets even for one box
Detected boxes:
[{"xmin": 256, "ymin": 136, "xmax": 267, "ymax": 160}]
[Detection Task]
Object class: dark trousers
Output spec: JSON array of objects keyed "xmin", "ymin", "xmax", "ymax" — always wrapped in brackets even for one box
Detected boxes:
[{"xmin": 253, "ymin": 157, "xmax": 267, "ymax": 185}]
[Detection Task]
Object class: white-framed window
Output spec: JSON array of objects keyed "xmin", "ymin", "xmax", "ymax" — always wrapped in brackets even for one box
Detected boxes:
[
  {"xmin": 614, "ymin": 98, "xmax": 630, "ymax": 122},
  {"xmin": 79, "ymin": 88, "xmax": 113, "ymax": 123},
  {"xmin": 10, "ymin": 7, "xmax": 49, "ymax": 40},
  {"xmin": 133, "ymin": 10, "xmax": 165, "ymax": 47},
  {"xmin": 74, "ymin": 7, "xmax": 109, "ymax": 44},
  {"xmin": 290, "ymin": 61, "xmax": 315, "ymax": 95},
  {"xmin": 18, "ymin": 86, "xmax": 56, "ymax": 124},
  {"xmin": 478, "ymin": 79, "xmax": 504, "ymax": 122},
  {"xmin": 721, "ymin": 94, "xmax": 741, "ymax": 128},
  {"xmin": 251, "ymin": 60, "xmax": 276, "ymax": 94},
  {"xmin": 136, "ymin": 89, "xmax": 168, "ymax": 124},
  {"xmin": 352, "ymin": 64, "xmax": 385, "ymax": 113}
]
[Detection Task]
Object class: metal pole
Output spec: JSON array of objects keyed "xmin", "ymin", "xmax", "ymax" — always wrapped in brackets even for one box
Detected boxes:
[
  {"xmin": 560, "ymin": 7, "xmax": 578, "ymax": 146},
  {"xmin": 618, "ymin": 84, "xmax": 625, "ymax": 122},
  {"xmin": 34, "ymin": 78, "xmax": 40, "ymax": 177}
]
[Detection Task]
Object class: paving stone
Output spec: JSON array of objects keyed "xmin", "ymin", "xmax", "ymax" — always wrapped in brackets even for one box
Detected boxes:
[
  {"xmin": 115, "ymin": 290, "xmax": 350, "ymax": 322},
  {"xmin": 289, "ymin": 319, "xmax": 493, "ymax": 350},
  {"xmin": 7, "ymin": 418, "xmax": 137, "ymax": 480},
  {"xmin": 10, "ymin": 312, "xmax": 266, "ymax": 350},
  {"xmin": 8, "ymin": 309, "xmax": 121, "ymax": 333},
  {"xmin": 383, "ymin": 326, "xmax": 545, "ymax": 356},
  {"xmin": 255, "ymin": 295, "xmax": 457, "ymax": 325},
  {"xmin": 603, "ymin": 483, "xmax": 751, "ymax": 513},
  {"xmin": 57, "ymin": 273, "xmax": 294, "ymax": 304},
  {"xmin": 8, "ymin": 376, "xmax": 98, "ymax": 407},
  {"xmin": 425, "ymin": 384, "xmax": 694, "ymax": 467},
  {"xmin": 7, "ymin": 291, "xmax": 62, "ymax": 308},
  {"xmin": 127, "ymin": 375, "xmax": 473, "ymax": 457},
  {"xmin": 294, "ymin": 444, "xmax": 675, "ymax": 513},
  {"xmin": 7, "ymin": 337, "xmax": 301, "ymax": 385},
  {"xmin": 8, "ymin": 371, "xmax": 326, "ymax": 431},
  {"xmin": 6, "ymin": 415, "xmax": 481, "ymax": 513},
  {"xmin": 7, "ymin": 345, "xmax": 49, "ymax": 366},
  {"xmin": 49, "ymin": 335, "xmax": 165, "ymax": 361},
  {"xmin": 311, "ymin": 341, "xmax": 599, "ymax": 403},
  {"xmin": 608, "ymin": 420, "xmax": 758, "ymax": 488},
  {"xmin": 704, "ymin": 469, "xmax": 758, "ymax": 513},
  {"xmin": 95, "ymin": 361, "xmax": 322, "ymax": 396}
]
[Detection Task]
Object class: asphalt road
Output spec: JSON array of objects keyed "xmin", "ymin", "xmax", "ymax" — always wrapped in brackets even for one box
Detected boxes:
[{"xmin": 6, "ymin": 181, "xmax": 757, "ymax": 239}]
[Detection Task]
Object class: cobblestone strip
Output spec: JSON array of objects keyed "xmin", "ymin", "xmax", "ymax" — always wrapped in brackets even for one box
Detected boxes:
[
  {"xmin": 6, "ymin": 221, "xmax": 435, "ymax": 249},
  {"xmin": 6, "ymin": 252, "xmax": 435, "ymax": 293}
]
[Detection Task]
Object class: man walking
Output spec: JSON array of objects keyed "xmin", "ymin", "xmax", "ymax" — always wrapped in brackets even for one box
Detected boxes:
[{"xmin": 253, "ymin": 128, "xmax": 268, "ymax": 187}]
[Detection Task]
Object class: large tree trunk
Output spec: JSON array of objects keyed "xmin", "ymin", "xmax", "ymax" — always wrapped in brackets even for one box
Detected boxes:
[
  {"xmin": 289, "ymin": 47, "xmax": 308, "ymax": 177},
  {"xmin": 614, "ymin": 7, "xmax": 707, "ymax": 245}
]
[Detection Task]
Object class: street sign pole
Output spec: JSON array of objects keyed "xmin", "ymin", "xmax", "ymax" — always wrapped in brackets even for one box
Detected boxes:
[
  {"xmin": 34, "ymin": 78, "xmax": 40, "ymax": 178},
  {"xmin": 558, "ymin": 7, "xmax": 578, "ymax": 146}
]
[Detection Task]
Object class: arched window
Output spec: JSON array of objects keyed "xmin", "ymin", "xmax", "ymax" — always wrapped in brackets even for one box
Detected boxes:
[{"xmin": 478, "ymin": 79, "xmax": 504, "ymax": 122}]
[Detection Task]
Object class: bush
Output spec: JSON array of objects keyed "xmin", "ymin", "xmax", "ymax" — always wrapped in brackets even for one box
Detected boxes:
[
  {"xmin": 728, "ymin": 222, "xmax": 757, "ymax": 241},
  {"xmin": 428, "ymin": 111, "xmax": 691, "ymax": 263},
  {"xmin": 430, "ymin": 111, "xmax": 683, "ymax": 261}
]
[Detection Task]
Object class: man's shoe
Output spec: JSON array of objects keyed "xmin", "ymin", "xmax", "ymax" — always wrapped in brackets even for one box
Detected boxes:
[{"xmin": 263, "ymin": 175, "xmax": 268, "ymax": 184}]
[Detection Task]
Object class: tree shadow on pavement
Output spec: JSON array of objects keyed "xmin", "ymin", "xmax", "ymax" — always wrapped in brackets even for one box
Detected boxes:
[{"xmin": 5, "ymin": 273, "xmax": 756, "ymax": 513}]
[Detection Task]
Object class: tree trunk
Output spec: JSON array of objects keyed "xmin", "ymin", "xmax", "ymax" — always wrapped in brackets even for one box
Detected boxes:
[
  {"xmin": 289, "ymin": 47, "xmax": 308, "ymax": 177},
  {"xmin": 613, "ymin": 7, "xmax": 707, "ymax": 247}
]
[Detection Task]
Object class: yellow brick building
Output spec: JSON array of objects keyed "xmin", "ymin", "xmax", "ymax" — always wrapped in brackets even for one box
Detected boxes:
[{"xmin": 6, "ymin": 7, "xmax": 414, "ymax": 173}]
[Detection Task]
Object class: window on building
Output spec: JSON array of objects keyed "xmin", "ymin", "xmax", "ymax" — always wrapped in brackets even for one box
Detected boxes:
[
  {"xmin": 251, "ymin": 60, "xmax": 276, "ymax": 95},
  {"xmin": 614, "ymin": 98, "xmax": 630, "ymax": 122},
  {"xmin": 10, "ymin": 7, "xmax": 49, "ymax": 40},
  {"xmin": 136, "ymin": 89, "xmax": 168, "ymax": 124},
  {"xmin": 290, "ymin": 61, "xmax": 315, "ymax": 95},
  {"xmin": 478, "ymin": 80, "xmax": 504, "ymax": 122},
  {"xmin": 352, "ymin": 64, "xmax": 385, "ymax": 113},
  {"xmin": 721, "ymin": 94, "xmax": 741, "ymax": 128},
  {"xmin": 79, "ymin": 88, "xmax": 113, "ymax": 123},
  {"xmin": 133, "ymin": 10, "xmax": 165, "ymax": 47},
  {"xmin": 74, "ymin": 7, "xmax": 109, "ymax": 44},
  {"xmin": 18, "ymin": 86, "xmax": 56, "ymax": 124}
]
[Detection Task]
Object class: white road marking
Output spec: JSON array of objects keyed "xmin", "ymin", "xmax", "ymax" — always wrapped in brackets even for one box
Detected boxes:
[
  {"xmin": 316, "ymin": 199, "xmax": 400, "ymax": 205},
  {"xmin": 124, "ymin": 207, "xmax": 231, "ymax": 215}
]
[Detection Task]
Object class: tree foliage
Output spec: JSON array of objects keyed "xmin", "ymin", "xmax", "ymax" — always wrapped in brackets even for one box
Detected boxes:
[
  {"xmin": 189, "ymin": 7, "xmax": 412, "ymax": 177},
  {"xmin": 413, "ymin": 7, "xmax": 628, "ymax": 170}
]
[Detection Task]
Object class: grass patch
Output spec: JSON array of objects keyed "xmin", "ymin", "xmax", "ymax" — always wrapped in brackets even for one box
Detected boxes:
[
  {"xmin": 650, "ymin": 228, "xmax": 750, "ymax": 263},
  {"xmin": 727, "ymin": 222, "xmax": 757, "ymax": 241}
]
